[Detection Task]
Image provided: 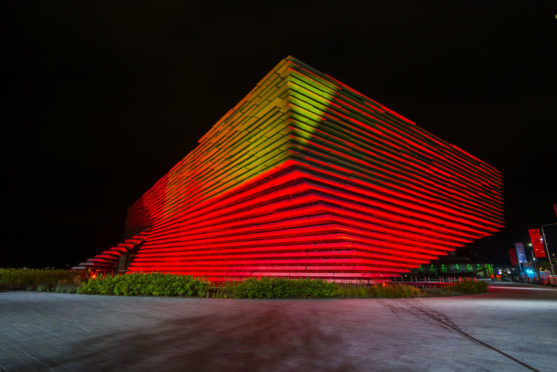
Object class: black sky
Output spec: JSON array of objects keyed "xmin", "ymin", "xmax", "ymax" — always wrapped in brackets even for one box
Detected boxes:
[{"xmin": 4, "ymin": 1, "xmax": 556, "ymax": 268}]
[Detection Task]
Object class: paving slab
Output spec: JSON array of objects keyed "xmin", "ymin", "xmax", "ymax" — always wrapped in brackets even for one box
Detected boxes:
[{"xmin": 0, "ymin": 286, "xmax": 556, "ymax": 371}]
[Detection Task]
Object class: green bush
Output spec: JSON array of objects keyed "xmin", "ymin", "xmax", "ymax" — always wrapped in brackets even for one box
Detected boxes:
[
  {"xmin": 335, "ymin": 283, "xmax": 422, "ymax": 298},
  {"xmin": 77, "ymin": 272, "xmax": 210, "ymax": 297},
  {"xmin": 214, "ymin": 279, "xmax": 421, "ymax": 299},
  {"xmin": 449, "ymin": 280, "xmax": 488, "ymax": 294},
  {"xmin": 1, "ymin": 268, "xmax": 485, "ymax": 299},
  {"xmin": 0, "ymin": 268, "xmax": 87, "ymax": 292},
  {"xmin": 227, "ymin": 277, "xmax": 337, "ymax": 299},
  {"xmin": 79, "ymin": 275, "xmax": 422, "ymax": 299}
]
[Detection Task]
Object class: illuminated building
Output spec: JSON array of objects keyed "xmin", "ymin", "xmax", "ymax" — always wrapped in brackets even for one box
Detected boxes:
[{"xmin": 75, "ymin": 56, "xmax": 504, "ymax": 282}]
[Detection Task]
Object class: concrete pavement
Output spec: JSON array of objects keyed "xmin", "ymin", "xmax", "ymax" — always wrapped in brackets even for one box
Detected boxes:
[{"xmin": 1, "ymin": 286, "xmax": 556, "ymax": 371}]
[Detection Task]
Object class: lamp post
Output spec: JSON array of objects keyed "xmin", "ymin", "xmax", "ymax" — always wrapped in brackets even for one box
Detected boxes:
[{"xmin": 540, "ymin": 223, "xmax": 556, "ymax": 276}]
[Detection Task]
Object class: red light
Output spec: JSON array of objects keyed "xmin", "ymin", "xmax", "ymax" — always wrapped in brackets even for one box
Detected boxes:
[{"xmin": 529, "ymin": 229, "xmax": 546, "ymax": 258}]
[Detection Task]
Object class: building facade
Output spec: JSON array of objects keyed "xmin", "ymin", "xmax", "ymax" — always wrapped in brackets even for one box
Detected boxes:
[{"xmin": 75, "ymin": 56, "xmax": 504, "ymax": 282}]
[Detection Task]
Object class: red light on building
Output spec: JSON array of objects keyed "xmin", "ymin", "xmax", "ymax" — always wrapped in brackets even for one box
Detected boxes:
[
  {"xmin": 74, "ymin": 56, "xmax": 504, "ymax": 282},
  {"xmin": 529, "ymin": 228, "xmax": 546, "ymax": 258}
]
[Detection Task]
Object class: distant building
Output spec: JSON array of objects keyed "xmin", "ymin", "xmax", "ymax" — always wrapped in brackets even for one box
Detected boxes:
[
  {"xmin": 412, "ymin": 255, "xmax": 495, "ymax": 279},
  {"xmin": 75, "ymin": 56, "xmax": 504, "ymax": 282}
]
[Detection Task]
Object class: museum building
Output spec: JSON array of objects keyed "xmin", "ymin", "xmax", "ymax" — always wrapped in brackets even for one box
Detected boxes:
[{"xmin": 74, "ymin": 56, "xmax": 504, "ymax": 282}]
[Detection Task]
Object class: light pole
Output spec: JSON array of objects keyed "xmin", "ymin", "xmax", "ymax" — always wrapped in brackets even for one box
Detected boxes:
[{"xmin": 540, "ymin": 223, "xmax": 556, "ymax": 276}]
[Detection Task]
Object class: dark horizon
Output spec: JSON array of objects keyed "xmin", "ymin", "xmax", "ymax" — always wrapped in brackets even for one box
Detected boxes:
[{"xmin": 4, "ymin": 1, "xmax": 556, "ymax": 268}]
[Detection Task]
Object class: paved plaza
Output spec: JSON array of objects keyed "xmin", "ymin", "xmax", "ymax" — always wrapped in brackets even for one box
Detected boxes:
[{"xmin": 1, "ymin": 285, "xmax": 556, "ymax": 371}]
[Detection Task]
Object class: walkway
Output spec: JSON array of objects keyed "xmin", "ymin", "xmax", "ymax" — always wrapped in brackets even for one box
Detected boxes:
[{"xmin": 1, "ymin": 286, "xmax": 556, "ymax": 371}]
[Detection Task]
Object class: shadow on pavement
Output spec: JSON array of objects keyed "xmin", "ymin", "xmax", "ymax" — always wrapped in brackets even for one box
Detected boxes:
[
  {"xmin": 380, "ymin": 300, "xmax": 539, "ymax": 372},
  {"xmin": 40, "ymin": 304, "xmax": 354, "ymax": 371}
]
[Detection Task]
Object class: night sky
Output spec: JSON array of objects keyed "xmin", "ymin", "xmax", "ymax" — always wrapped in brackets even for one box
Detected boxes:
[{"xmin": 4, "ymin": 1, "xmax": 556, "ymax": 268}]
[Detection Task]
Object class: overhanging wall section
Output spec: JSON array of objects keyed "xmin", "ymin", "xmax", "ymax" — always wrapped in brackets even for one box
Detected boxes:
[
  {"xmin": 286, "ymin": 60, "xmax": 503, "ymax": 245},
  {"xmin": 124, "ymin": 58, "xmax": 295, "ymax": 236}
]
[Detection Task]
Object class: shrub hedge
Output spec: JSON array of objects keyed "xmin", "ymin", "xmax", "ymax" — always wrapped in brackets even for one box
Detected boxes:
[
  {"xmin": 211, "ymin": 279, "xmax": 421, "ymax": 298},
  {"xmin": 78, "ymin": 273, "xmax": 210, "ymax": 297},
  {"xmin": 335, "ymin": 283, "xmax": 422, "ymax": 298},
  {"xmin": 0, "ymin": 268, "xmax": 87, "ymax": 292},
  {"xmin": 222, "ymin": 277, "xmax": 338, "ymax": 299},
  {"xmin": 449, "ymin": 280, "xmax": 488, "ymax": 294},
  {"xmin": 1, "ymin": 268, "xmax": 487, "ymax": 298}
]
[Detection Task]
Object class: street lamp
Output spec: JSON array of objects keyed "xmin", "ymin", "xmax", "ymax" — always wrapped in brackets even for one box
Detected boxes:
[{"xmin": 541, "ymin": 223, "xmax": 556, "ymax": 276}]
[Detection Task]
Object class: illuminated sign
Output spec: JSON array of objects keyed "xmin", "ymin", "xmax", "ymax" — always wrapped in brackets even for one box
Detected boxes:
[
  {"xmin": 508, "ymin": 248, "xmax": 518, "ymax": 266},
  {"xmin": 515, "ymin": 243, "xmax": 527, "ymax": 263},
  {"xmin": 529, "ymin": 228, "xmax": 546, "ymax": 258}
]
